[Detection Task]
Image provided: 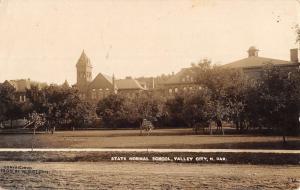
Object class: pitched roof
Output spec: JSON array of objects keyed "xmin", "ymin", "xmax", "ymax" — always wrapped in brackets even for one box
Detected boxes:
[
  {"xmin": 76, "ymin": 50, "xmax": 92, "ymax": 67},
  {"xmin": 164, "ymin": 68, "xmax": 196, "ymax": 84},
  {"xmin": 102, "ymin": 73, "xmax": 113, "ymax": 84},
  {"xmin": 88, "ymin": 73, "xmax": 114, "ymax": 90},
  {"xmin": 115, "ymin": 78, "xmax": 145, "ymax": 90},
  {"xmin": 222, "ymin": 56, "xmax": 290, "ymax": 69},
  {"xmin": 2, "ymin": 79, "xmax": 47, "ymax": 92},
  {"xmin": 5, "ymin": 79, "xmax": 31, "ymax": 92}
]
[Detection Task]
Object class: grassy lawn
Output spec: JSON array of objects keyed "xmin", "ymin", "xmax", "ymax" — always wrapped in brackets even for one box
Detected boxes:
[
  {"xmin": 0, "ymin": 161, "xmax": 299, "ymax": 189},
  {"xmin": 0, "ymin": 129, "xmax": 299, "ymax": 149}
]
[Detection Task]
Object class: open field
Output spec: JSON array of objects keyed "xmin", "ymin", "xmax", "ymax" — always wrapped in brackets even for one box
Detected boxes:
[
  {"xmin": 0, "ymin": 129, "xmax": 299, "ymax": 149},
  {"xmin": 0, "ymin": 161, "xmax": 299, "ymax": 189}
]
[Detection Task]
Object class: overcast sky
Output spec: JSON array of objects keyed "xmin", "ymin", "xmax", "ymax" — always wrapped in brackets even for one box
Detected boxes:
[{"xmin": 0, "ymin": 0, "xmax": 299, "ymax": 84}]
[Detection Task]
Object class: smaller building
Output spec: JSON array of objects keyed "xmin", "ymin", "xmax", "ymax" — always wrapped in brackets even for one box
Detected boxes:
[{"xmin": 2, "ymin": 79, "xmax": 47, "ymax": 102}]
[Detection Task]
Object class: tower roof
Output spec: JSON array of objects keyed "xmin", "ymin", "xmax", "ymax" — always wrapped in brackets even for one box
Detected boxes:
[{"xmin": 76, "ymin": 50, "xmax": 92, "ymax": 67}]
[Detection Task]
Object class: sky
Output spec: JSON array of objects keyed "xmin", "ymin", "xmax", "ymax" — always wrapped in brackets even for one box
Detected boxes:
[{"xmin": 0, "ymin": 0, "xmax": 299, "ymax": 84}]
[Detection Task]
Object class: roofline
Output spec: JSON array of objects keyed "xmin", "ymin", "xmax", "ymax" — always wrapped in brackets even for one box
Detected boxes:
[
  {"xmin": 241, "ymin": 62, "xmax": 300, "ymax": 70},
  {"xmin": 221, "ymin": 56, "xmax": 291, "ymax": 68},
  {"xmin": 163, "ymin": 82, "xmax": 197, "ymax": 86}
]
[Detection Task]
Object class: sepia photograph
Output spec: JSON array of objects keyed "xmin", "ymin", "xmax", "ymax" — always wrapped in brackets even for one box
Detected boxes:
[{"xmin": 0, "ymin": 0, "xmax": 299, "ymax": 189}]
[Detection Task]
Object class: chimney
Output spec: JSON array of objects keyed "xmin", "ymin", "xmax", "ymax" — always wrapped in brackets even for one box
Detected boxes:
[
  {"xmin": 152, "ymin": 77, "xmax": 155, "ymax": 89},
  {"xmin": 290, "ymin": 48, "xmax": 298, "ymax": 63}
]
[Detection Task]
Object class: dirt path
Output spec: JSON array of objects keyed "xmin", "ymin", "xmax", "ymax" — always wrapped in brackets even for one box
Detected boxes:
[{"xmin": 0, "ymin": 162, "xmax": 299, "ymax": 189}]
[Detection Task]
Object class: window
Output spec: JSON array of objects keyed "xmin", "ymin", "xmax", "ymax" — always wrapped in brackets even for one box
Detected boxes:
[
  {"xmin": 169, "ymin": 89, "xmax": 173, "ymax": 93},
  {"xmin": 92, "ymin": 92, "xmax": 96, "ymax": 99},
  {"xmin": 174, "ymin": 88, "xmax": 178, "ymax": 93},
  {"xmin": 189, "ymin": 87, "xmax": 193, "ymax": 90},
  {"xmin": 183, "ymin": 87, "xmax": 187, "ymax": 91}
]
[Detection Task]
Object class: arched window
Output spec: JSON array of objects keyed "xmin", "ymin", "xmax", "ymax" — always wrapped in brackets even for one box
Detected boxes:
[
  {"xmin": 169, "ymin": 89, "xmax": 173, "ymax": 93},
  {"xmin": 174, "ymin": 88, "xmax": 178, "ymax": 93}
]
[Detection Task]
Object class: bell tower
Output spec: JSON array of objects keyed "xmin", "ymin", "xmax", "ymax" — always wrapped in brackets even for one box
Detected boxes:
[{"xmin": 76, "ymin": 50, "xmax": 93, "ymax": 91}]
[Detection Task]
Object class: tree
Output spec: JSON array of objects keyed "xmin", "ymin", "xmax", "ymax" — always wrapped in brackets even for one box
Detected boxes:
[
  {"xmin": 26, "ymin": 85, "xmax": 94, "ymax": 132},
  {"xmin": 0, "ymin": 83, "xmax": 29, "ymax": 128},
  {"xmin": 126, "ymin": 92, "xmax": 166, "ymax": 127},
  {"xmin": 96, "ymin": 92, "xmax": 167, "ymax": 128},
  {"xmin": 182, "ymin": 90, "xmax": 213, "ymax": 130},
  {"xmin": 96, "ymin": 94, "xmax": 126, "ymax": 128},
  {"xmin": 246, "ymin": 65, "xmax": 300, "ymax": 142},
  {"xmin": 194, "ymin": 61, "xmax": 252, "ymax": 132},
  {"xmin": 165, "ymin": 95, "xmax": 186, "ymax": 127}
]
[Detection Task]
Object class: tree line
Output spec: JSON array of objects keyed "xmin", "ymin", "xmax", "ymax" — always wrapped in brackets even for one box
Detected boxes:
[
  {"xmin": 96, "ymin": 63, "xmax": 300, "ymax": 139},
  {"xmin": 0, "ymin": 85, "xmax": 97, "ymax": 131},
  {"xmin": 0, "ymin": 63, "xmax": 300, "ymax": 140}
]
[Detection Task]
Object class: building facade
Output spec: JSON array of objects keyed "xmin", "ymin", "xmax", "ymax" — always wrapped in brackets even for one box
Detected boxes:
[
  {"xmin": 222, "ymin": 47, "xmax": 300, "ymax": 78},
  {"xmin": 75, "ymin": 51, "xmax": 146, "ymax": 102},
  {"xmin": 2, "ymin": 79, "xmax": 47, "ymax": 103}
]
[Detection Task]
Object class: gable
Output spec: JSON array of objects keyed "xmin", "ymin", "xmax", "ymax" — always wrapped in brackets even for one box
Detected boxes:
[
  {"xmin": 88, "ymin": 73, "xmax": 114, "ymax": 90},
  {"xmin": 115, "ymin": 78, "xmax": 145, "ymax": 90}
]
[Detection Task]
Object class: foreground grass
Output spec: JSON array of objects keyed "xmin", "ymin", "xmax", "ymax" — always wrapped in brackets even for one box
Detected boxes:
[
  {"xmin": 0, "ymin": 129, "xmax": 299, "ymax": 149},
  {"xmin": 0, "ymin": 161, "xmax": 299, "ymax": 189}
]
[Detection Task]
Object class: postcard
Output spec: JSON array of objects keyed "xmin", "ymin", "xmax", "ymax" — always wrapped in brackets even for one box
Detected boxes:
[{"xmin": 0, "ymin": 0, "xmax": 299, "ymax": 189}]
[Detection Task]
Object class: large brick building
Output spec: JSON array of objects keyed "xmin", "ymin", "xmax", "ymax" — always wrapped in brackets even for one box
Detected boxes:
[
  {"xmin": 75, "ymin": 50, "xmax": 146, "ymax": 101},
  {"xmin": 222, "ymin": 47, "xmax": 300, "ymax": 78},
  {"xmin": 160, "ymin": 47, "xmax": 299, "ymax": 96}
]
